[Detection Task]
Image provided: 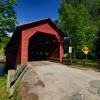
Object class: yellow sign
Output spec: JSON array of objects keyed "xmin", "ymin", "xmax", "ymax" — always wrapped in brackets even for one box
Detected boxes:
[{"xmin": 82, "ymin": 46, "xmax": 89, "ymax": 55}]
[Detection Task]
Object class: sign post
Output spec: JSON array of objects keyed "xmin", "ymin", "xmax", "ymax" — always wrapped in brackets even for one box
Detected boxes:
[
  {"xmin": 69, "ymin": 46, "xmax": 72, "ymax": 63},
  {"xmin": 82, "ymin": 46, "xmax": 89, "ymax": 61}
]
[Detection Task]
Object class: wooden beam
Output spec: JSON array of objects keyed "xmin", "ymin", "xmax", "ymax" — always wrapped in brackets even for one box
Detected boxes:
[{"xmin": 7, "ymin": 63, "xmax": 28, "ymax": 97}]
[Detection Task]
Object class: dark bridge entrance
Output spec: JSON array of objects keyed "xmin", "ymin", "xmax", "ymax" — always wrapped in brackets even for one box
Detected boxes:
[
  {"xmin": 5, "ymin": 18, "xmax": 64, "ymax": 69},
  {"xmin": 28, "ymin": 32, "xmax": 59, "ymax": 61}
]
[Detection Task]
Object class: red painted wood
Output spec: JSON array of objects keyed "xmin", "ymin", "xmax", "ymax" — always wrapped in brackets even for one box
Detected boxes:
[
  {"xmin": 20, "ymin": 24, "xmax": 62, "ymax": 63},
  {"xmin": 5, "ymin": 18, "xmax": 64, "ymax": 69}
]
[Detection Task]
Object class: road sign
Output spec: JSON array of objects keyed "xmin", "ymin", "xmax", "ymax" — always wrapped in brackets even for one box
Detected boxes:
[
  {"xmin": 82, "ymin": 46, "xmax": 89, "ymax": 55},
  {"xmin": 69, "ymin": 46, "xmax": 72, "ymax": 53}
]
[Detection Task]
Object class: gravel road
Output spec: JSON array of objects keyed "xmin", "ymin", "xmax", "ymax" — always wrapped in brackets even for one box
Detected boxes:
[{"xmin": 19, "ymin": 61, "xmax": 100, "ymax": 100}]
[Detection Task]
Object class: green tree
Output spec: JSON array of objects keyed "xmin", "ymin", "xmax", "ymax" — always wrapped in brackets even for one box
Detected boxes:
[
  {"xmin": 92, "ymin": 0, "xmax": 100, "ymax": 59},
  {"xmin": 58, "ymin": 0, "xmax": 98, "ymax": 59},
  {"xmin": 0, "ymin": 0, "xmax": 16, "ymax": 49}
]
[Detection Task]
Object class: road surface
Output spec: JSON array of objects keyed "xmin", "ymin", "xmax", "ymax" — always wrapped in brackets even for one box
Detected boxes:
[{"xmin": 18, "ymin": 61, "xmax": 100, "ymax": 100}]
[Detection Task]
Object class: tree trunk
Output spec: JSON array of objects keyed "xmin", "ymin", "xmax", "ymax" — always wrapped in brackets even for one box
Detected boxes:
[{"xmin": 73, "ymin": 48, "xmax": 76, "ymax": 60}]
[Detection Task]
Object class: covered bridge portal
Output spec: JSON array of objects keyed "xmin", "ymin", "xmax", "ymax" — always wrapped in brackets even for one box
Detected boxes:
[{"xmin": 5, "ymin": 18, "xmax": 64, "ymax": 69}]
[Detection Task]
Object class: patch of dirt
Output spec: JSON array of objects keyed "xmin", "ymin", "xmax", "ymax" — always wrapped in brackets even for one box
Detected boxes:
[
  {"xmin": 18, "ymin": 81, "xmax": 39, "ymax": 100},
  {"xmin": 89, "ymin": 80, "xmax": 100, "ymax": 97},
  {"xmin": 34, "ymin": 79, "xmax": 45, "ymax": 88},
  {"xmin": 69, "ymin": 93, "xmax": 83, "ymax": 100}
]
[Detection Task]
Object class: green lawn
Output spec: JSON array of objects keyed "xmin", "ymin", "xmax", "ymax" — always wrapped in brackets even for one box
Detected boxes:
[
  {"xmin": 0, "ymin": 75, "xmax": 20, "ymax": 100},
  {"xmin": 63, "ymin": 59, "xmax": 100, "ymax": 71}
]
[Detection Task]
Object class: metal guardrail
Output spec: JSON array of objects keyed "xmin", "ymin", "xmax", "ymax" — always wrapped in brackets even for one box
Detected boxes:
[{"xmin": 7, "ymin": 63, "xmax": 28, "ymax": 97}]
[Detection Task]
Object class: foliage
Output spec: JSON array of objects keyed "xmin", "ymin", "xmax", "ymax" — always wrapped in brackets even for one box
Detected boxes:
[
  {"xmin": 92, "ymin": 0, "xmax": 100, "ymax": 58},
  {"xmin": 58, "ymin": 0, "xmax": 98, "ymax": 59},
  {"xmin": 0, "ymin": 34, "xmax": 10, "ymax": 49},
  {"xmin": 0, "ymin": 0, "xmax": 16, "ymax": 49}
]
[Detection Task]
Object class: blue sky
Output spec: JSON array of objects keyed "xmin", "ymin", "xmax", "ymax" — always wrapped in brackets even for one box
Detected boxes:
[{"xmin": 15, "ymin": 0, "xmax": 60, "ymax": 25}]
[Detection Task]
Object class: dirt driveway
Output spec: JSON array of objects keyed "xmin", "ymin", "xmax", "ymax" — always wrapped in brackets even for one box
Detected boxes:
[{"xmin": 19, "ymin": 61, "xmax": 100, "ymax": 100}]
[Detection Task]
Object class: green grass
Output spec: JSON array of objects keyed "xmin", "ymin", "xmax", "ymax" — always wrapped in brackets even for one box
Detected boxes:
[
  {"xmin": 0, "ymin": 74, "xmax": 21, "ymax": 100},
  {"xmin": 63, "ymin": 59, "xmax": 100, "ymax": 71},
  {"xmin": 0, "ymin": 49, "xmax": 4, "ymax": 56}
]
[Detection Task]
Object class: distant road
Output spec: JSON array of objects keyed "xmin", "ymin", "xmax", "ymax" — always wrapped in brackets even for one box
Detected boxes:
[{"xmin": 0, "ymin": 56, "xmax": 6, "ymax": 63}]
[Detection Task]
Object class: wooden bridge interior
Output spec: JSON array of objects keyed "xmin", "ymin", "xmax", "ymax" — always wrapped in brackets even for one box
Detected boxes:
[{"xmin": 28, "ymin": 32, "xmax": 59, "ymax": 61}]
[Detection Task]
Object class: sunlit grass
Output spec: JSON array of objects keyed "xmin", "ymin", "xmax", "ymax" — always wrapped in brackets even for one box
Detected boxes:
[
  {"xmin": 63, "ymin": 59, "xmax": 100, "ymax": 71},
  {"xmin": 0, "ymin": 74, "xmax": 20, "ymax": 100}
]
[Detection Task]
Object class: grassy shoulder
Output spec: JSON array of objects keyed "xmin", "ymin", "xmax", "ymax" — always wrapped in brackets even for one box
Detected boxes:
[
  {"xmin": 0, "ymin": 74, "xmax": 21, "ymax": 100},
  {"xmin": 63, "ymin": 59, "xmax": 100, "ymax": 71}
]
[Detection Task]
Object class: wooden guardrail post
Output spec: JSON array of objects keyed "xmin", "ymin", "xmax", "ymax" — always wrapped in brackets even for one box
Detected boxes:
[
  {"xmin": 7, "ymin": 63, "xmax": 28, "ymax": 97},
  {"xmin": 7, "ymin": 70, "xmax": 15, "ymax": 93}
]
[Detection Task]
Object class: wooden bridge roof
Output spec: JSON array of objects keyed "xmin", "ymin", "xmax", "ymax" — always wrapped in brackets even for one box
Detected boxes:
[{"xmin": 5, "ymin": 18, "xmax": 64, "ymax": 50}]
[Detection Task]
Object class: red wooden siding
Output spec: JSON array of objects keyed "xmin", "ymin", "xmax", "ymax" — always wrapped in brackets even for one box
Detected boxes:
[{"xmin": 5, "ymin": 18, "xmax": 64, "ymax": 69}]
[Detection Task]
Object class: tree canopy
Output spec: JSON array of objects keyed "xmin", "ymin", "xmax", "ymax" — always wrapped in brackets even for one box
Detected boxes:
[
  {"xmin": 0, "ymin": 0, "xmax": 16, "ymax": 49},
  {"xmin": 58, "ymin": 0, "xmax": 99, "ymax": 59}
]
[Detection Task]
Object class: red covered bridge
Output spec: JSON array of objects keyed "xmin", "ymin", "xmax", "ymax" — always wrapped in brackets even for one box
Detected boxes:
[{"xmin": 5, "ymin": 18, "xmax": 64, "ymax": 69}]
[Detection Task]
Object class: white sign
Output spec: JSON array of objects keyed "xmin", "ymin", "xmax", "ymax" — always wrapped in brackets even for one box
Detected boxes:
[{"xmin": 69, "ymin": 46, "xmax": 72, "ymax": 53}]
